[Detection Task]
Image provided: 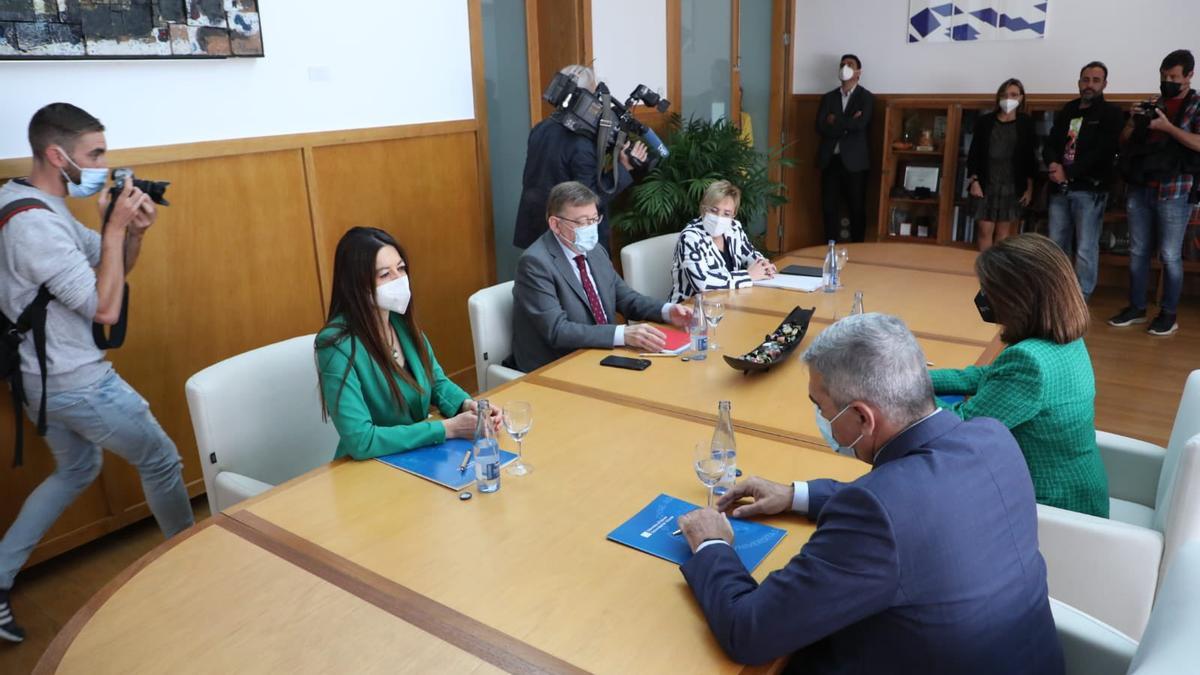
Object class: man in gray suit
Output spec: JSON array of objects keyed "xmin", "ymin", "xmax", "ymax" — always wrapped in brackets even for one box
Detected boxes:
[{"xmin": 510, "ymin": 181, "xmax": 692, "ymax": 373}]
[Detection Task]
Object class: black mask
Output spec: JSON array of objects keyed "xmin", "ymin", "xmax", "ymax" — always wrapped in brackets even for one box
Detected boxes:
[
  {"xmin": 974, "ymin": 290, "xmax": 997, "ymax": 324},
  {"xmin": 1160, "ymin": 80, "xmax": 1183, "ymax": 99}
]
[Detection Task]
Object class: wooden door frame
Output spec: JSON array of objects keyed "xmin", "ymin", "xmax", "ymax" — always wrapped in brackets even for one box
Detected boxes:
[
  {"xmin": 524, "ymin": 0, "xmax": 593, "ymax": 127},
  {"xmin": 766, "ymin": 0, "xmax": 795, "ymax": 253}
]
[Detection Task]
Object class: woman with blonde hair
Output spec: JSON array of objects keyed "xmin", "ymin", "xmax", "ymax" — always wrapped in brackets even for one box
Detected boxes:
[
  {"xmin": 931, "ymin": 233, "xmax": 1108, "ymax": 517},
  {"xmin": 669, "ymin": 179, "xmax": 775, "ymax": 303}
]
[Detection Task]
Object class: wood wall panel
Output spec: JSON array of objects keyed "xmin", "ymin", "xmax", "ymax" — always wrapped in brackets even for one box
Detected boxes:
[
  {"xmin": 0, "ymin": 122, "xmax": 490, "ymax": 568},
  {"xmin": 308, "ymin": 132, "xmax": 491, "ymax": 381}
]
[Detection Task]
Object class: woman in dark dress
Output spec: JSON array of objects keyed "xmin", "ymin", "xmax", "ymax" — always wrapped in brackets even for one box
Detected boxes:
[{"xmin": 966, "ymin": 78, "xmax": 1038, "ymax": 251}]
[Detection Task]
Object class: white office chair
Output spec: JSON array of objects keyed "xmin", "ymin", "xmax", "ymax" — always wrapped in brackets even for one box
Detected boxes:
[
  {"xmin": 186, "ymin": 334, "xmax": 340, "ymax": 513},
  {"xmin": 1051, "ymin": 539, "xmax": 1200, "ymax": 675},
  {"xmin": 1039, "ymin": 370, "xmax": 1200, "ymax": 640},
  {"xmin": 620, "ymin": 232, "xmax": 678, "ymax": 300},
  {"xmin": 467, "ymin": 281, "xmax": 523, "ymax": 393}
]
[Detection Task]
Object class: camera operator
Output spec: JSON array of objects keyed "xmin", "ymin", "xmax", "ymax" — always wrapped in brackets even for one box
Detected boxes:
[
  {"xmin": 1110, "ymin": 50, "xmax": 1200, "ymax": 336},
  {"xmin": 513, "ymin": 65, "xmax": 648, "ymax": 252},
  {"xmin": 0, "ymin": 103, "xmax": 192, "ymax": 643}
]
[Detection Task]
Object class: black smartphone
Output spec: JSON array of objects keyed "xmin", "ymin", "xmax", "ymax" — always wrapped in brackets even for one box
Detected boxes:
[
  {"xmin": 599, "ymin": 355, "xmax": 652, "ymax": 371},
  {"xmin": 780, "ymin": 264, "xmax": 823, "ymax": 277}
]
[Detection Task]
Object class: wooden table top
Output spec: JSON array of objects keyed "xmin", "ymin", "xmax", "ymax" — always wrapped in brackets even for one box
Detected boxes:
[
  {"xmin": 40, "ymin": 243, "xmax": 997, "ymax": 674},
  {"xmin": 529, "ymin": 309, "xmax": 988, "ymax": 445},
  {"xmin": 718, "ymin": 265, "xmax": 996, "ymax": 346},
  {"xmin": 226, "ymin": 381, "xmax": 867, "ymax": 675},
  {"xmin": 788, "ymin": 242, "xmax": 979, "ymax": 277},
  {"xmin": 40, "ymin": 520, "xmax": 506, "ymax": 675}
]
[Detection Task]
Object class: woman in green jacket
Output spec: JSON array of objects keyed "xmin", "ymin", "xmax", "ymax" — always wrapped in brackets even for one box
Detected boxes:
[
  {"xmin": 931, "ymin": 233, "xmax": 1109, "ymax": 517},
  {"xmin": 316, "ymin": 227, "xmax": 497, "ymax": 460}
]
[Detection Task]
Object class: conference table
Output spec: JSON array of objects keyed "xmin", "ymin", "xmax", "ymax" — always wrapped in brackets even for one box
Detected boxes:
[{"xmin": 37, "ymin": 243, "xmax": 997, "ymax": 675}]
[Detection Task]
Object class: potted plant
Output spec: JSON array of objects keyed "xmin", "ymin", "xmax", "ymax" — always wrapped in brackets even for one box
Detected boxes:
[{"xmin": 612, "ymin": 116, "xmax": 791, "ymax": 247}]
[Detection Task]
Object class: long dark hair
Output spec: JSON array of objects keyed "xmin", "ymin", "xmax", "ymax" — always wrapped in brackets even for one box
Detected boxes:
[{"xmin": 317, "ymin": 227, "xmax": 433, "ymax": 418}]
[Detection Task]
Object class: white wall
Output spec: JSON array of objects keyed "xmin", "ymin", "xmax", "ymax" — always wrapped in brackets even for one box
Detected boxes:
[
  {"xmin": 592, "ymin": 0, "xmax": 668, "ymax": 101},
  {"xmin": 0, "ymin": 0, "xmax": 475, "ymax": 159},
  {"xmin": 793, "ymin": 0, "xmax": 1200, "ymax": 94}
]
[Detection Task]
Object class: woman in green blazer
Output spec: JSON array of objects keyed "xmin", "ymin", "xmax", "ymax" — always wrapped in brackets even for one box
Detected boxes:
[
  {"xmin": 931, "ymin": 234, "xmax": 1109, "ymax": 517},
  {"xmin": 316, "ymin": 227, "xmax": 496, "ymax": 460}
]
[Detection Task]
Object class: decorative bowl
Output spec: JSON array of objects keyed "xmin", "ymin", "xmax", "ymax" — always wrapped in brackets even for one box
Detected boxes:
[{"xmin": 723, "ymin": 307, "xmax": 815, "ymax": 374}]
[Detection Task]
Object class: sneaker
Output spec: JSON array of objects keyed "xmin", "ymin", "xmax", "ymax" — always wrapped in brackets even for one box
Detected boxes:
[
  {"xmin": 1147, "ymin": 312, "xmax": 1179, "ymax": 336},
  {"xmin": 1107, "ymin": 306, "xmax": 1147, "ymax": 327},
  {"xmin": 0, "ymin": 589, "xmax": 24, "ymax": 643}
]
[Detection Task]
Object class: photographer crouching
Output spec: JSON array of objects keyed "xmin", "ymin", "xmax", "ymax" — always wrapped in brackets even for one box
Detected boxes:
[
  {"xmin": 1111, "ymin": 50, "xmax": 1200, "ymax": 336},
  {"xmin": 513, "ymin": 65, "xmax": 669, "ymax": 252},
  {"xmin": 0, "ymin": 103, "xmax": 191, "ymax": 643}
]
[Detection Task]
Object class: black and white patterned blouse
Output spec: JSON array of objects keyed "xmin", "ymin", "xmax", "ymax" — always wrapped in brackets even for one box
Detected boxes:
[{"xmin": 670, "ymin": 217, "xmax": 765, "ymax": 303}]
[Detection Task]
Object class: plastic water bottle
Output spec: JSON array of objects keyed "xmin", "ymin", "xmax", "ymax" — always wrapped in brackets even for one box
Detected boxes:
[
  {"xmin": 688, "ymin": 290, "xmax": 709, "ymax": 360},
  {"xmin": 851, "ymin": 291, "xmax": 865, "ymax": 315},
  {"xmin": 473, "ymin": 400, "xmax": 501, "ymax": 493},
  {"xmin": 712, "ymin": 401, "xmax": 738, "ymax": 497},
  {"xmin": 822, "ymin": 240, "xmax": 840, "ymax": 293}
]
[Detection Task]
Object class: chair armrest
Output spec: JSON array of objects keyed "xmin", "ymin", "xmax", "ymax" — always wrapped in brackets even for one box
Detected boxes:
[
  {"xmin": 1050, "ymin": 598, "xmax": 1137, "ymax": 675},
  {"xmin": 485, "ymin": 365, "xmax": 524, "ymax": 391},
  {"xmin": 212, "ymin": 470, "xmax": 275, "ymax": 512},
  {"xmin": 1038, "ymin": 503, "xmax": 1163, "ymax": 641},
  {"xmin": 1096, "ymin": 430, "xmax": 1165, "ymax": 508}
]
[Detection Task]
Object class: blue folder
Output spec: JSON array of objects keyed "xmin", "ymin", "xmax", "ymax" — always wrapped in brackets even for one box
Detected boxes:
[
  {"xmin": 607, "ymin": 493, "xmax": 788, "ymax": 572},
  {"xmin": 375, "ymin": 439, "xmax": 518, "ymax": 490}
]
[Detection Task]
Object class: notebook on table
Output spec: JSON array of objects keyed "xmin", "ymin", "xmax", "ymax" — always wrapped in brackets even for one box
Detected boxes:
[
  {"xmin": 659, "ymin": 327, "xmax": 691, "ymax": 354},
  {"xmin": 607, "ymin": 493, "xmax": 787, "ymax": 572},
  {"xmin": 376, "ymin": 438, "xmax": 517, "ymax": 490}
]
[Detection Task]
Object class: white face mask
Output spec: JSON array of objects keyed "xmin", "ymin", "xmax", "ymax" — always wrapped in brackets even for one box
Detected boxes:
[
  {"xmin": 58, "ymin": 149, "xmax": 107, "ymax": 198},
  {"xmin": 559, "ymin": 219, "xmax": 599, "ymax": 253},
  {"xmin": 814, "ymin": 403, "xmax": 863, "ymax": 459},
  {"xmin": 702, "ymin": 212, "xmax": 733, "ymax": 237},
  {"xmin": 375, "ymin": 275, "xmax": 412, "ymax": 315},
  {"xmin": 999, "ymin": 98, "xmax": 1020, "ymax": 114},
  {"xmin": 839, "ymin": 64, "xmax": 855, "ymax": 82}
]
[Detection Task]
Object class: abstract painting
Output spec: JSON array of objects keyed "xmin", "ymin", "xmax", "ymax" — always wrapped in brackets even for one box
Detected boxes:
[
  {"xmin": 0, "ymin": 1, "xmax": 263, "ymax": 59},
  {"xmin": 908, "ymin": 1, "xmax": 1047, "ymax": 43}
]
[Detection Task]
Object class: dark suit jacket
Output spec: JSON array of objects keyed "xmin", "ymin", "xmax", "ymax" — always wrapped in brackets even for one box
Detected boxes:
[
  {"xmin": 967, "ymin": 112, "xmax": 1039, "ymax": 193},
  {"xmin": 681, "ymin": 411, "xmax": 1064, "ymax": 675},
  {"xmin": 815, "ymin": 85, "xmax": 875, "ymax": 172},
  {"xmin": 512, "ymin": 117, "xmax": 633, "ymax": 250},
  {"xmin": 1042, "ymin": 96, "xmax": 1125, "ymax": 191},
  {"xmin": 510, "ymin": 230, "xmax": 664, "ymax": 373}
]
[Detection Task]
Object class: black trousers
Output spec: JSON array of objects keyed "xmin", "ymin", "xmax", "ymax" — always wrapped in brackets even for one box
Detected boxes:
[{"xmin": 820, "ymin": 154, "xmax": 868, "ymax": 243}]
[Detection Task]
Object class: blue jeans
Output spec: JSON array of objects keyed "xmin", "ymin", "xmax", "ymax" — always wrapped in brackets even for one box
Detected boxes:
[
  {"xmin": 1126, "ymin": 187, "xmax": 1192, "ymax": 314},
  {"xmin": 1047, "ymin": 190, "xmax": 1107, "ymax": 298},
  {"xmin": 0, "ymin": 371, "xmax": 193, "ymax": 589}
]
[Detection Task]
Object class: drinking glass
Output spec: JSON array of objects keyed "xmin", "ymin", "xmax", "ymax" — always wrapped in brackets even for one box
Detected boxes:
[
  {"xmin": 503, "ymin": 401, "xmax": 533, "ymax": 476},
  {"xmin": 693, "ymin": 442, "xmax": 727, "ymax": 508},
  {"xmin": 836, "ymin": 248, "xmax": 849, "ymax": 273},
  {"xmin": 703, "ymin": 300, "xmax": 725, "ymax": 350}
]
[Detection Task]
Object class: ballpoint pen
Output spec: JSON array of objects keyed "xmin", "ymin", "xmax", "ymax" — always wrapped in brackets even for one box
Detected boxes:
[{"xmin": 457, "ymin": 450, "xmax": 471, "ymax": 474}]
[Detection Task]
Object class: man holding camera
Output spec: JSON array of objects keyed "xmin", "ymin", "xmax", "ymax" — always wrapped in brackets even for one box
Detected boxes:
[
  {"xmin": 1109, "ymin": 50, "xmax": 1200, "ymax": 336},
  {"xmin": 1043, "ymin": 61, "xmax": 1124, "ymax": 302},
  {"xmin": 0, "ymin": 103, "xmax": 193, "ymax": 642},
  {"xmin": 513, "ymin": 64, "xmax": 648, "ymax": 252}
]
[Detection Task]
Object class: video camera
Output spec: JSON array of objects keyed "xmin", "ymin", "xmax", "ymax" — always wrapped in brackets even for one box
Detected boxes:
[{"xmin": 543, "ymin": 72, "xmax": 672, "ymax": 192}]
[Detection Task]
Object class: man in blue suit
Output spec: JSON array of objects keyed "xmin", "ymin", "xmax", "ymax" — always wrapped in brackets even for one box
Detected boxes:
[{"xmin": 677, "ymin": 313, "xmax": 1064, "ymax": 674}]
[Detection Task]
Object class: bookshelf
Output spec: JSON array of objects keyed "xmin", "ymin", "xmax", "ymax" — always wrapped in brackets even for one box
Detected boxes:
[{"xmin": 874, "ymin": 94, "xmax": 1200, "ymax": 273}]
